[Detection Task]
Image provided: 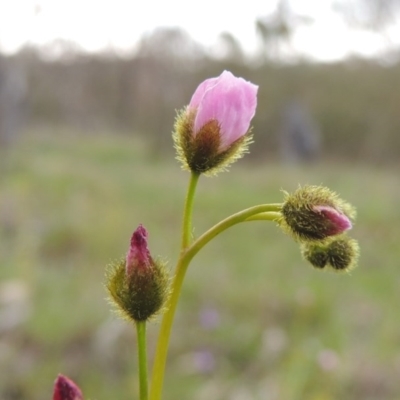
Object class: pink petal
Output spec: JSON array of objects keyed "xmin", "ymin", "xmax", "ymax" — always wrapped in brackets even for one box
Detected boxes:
[
  {"xmin": 190, "ymin": 71, "xmax": 258, "ymax": 151},
  {"xmin": 189, "ymin": 76, "xmax": 220, "ymax": 109},
  {"xmin": 313, "ymin": 205, "xmax": 352, "ymax": 235}
]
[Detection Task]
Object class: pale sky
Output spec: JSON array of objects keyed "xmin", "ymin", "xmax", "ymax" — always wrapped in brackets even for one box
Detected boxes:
[{"xmin": 0, "ymin": 0, "xmax": 398, "ymax": 62}]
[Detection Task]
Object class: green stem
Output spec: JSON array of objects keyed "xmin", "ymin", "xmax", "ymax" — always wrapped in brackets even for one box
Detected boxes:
[
  {"xmin": 149, "ymin": 203, "xmax": 282, "ymax": 400},
  {"xmin": 136, "ymin": 321, "xmax": 148, "ymax": 400},
  {"xmin": 181, "ymin": 172, "xmax": 200, "ymax": 249},
  {"xmin": 186, "ymin": 206, "xmax": 282, "ymax": 261},
  {"xmin": 148, "ymin": 255, "xmax": 191, "ymax": 400},
  {"xmin": 244, "ymin": 211, "xmax": 282, "ymax": 222},
  {"xmin": 149, "ymin": 172, "xmax": 200, "ymax": 400}
]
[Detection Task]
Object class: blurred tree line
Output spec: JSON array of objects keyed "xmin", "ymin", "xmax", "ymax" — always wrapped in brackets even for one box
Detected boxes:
[{"xmin": 2, "ymin": 22, "xmax": 400, "ymax": 164}]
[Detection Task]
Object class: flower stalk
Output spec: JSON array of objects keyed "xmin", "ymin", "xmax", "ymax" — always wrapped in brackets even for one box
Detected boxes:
[
  {"xmin": 136, "ymin": 321, "xmax": 149, "ymax": 400},
  {"xmin": 149, "ymin": 202, "xmax": 283, "ymax": 400},
  {"xmin": 181, "ymin": 172, "xmax": 200, "ymax": 249}
]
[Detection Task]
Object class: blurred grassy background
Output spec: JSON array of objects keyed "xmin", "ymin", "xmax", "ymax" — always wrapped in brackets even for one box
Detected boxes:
[
  {"xmin": 6, "ymin": 42, "xmax": 400, "ymax": 165},
  {"xmin": 0, "ymin": 128, "xmax": 399, "ymax": 399},
  {"xmin": 2, "ymin": 3, "xmax": 400, "ymax": 396}
]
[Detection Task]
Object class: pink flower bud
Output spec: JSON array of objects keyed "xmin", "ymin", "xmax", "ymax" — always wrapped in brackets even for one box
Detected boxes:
[
  {"xmin": 107, "ymin": 224, "xmax": 168, "ymax": 322},
  {"xmin": 53, "ymin": 374, "xmax": 83, "ymax": 400},
  {"xmin": 189, "ymin": 70, "xmax": 258, "ymax": 151},
  {"xmin": 125, "ymin": 224, "xmax": 152, "ymax": 276},
  {"xmin": 313, "ymin": 205, "xmax": 352, "ymax": 236},
  {"xmin": 280, "ymin": 185, "xmax": 356, "ymax": 242}
]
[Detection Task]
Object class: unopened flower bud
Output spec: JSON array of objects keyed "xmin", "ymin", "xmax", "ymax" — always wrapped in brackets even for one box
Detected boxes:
[
  {"xmin": 327, "ymin": 236, "xmax": 359, "ymax": 271},
  {"xmin": 53, "ymin": 374, "xmax": 83, "ymax": 400},
  {"xmin": 301, "ymin": 236, "xmax": 359, "ymax": 272},
  {"xmin": 173, "ymin": 70, "xmax": 258, "ymax": 175},
  {"xmin": 280, "ymin": 185, "xmax": 355, "ymax": 242},
  {"xmin": 106, "ymin": 225, "xmax": 169, "ymax": 322},
  {"xmin": 302, "ymin": 243, "xmax": 329, "ymax": 269}
]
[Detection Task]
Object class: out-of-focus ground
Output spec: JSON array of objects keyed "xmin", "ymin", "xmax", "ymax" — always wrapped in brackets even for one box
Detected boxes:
[{"xmin": 1, "ymin": 130, "xmax": 399, "ymax": 399}]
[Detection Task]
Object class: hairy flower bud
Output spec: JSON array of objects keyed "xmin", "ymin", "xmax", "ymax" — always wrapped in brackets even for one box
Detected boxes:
[
  {"xmin": 301, "ymin": 236, "xmax": 360, "ymax": 272},
  {"xmin": 173, "ymin": 70, "xmax": 258, "ymax": 175},
  {"xmin": 280, "ymin": 185, "xmax": 355, "ymax": 242},
  {"xmin": 53, "ymin": 374, "xmax": 83, "ymax": 400},
  {"xmin": 327, "ymin": 236, "xmax": 360, "ymax": 271},
  {"xmin": 106, "ymin": 225, "xmax": 169, "ymax": 322},
  {"xmin": 302, "ymin": 243, "xmax": 329, "ymax": 269}
]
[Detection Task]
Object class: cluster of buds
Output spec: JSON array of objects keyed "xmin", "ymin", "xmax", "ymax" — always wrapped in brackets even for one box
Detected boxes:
[
  {"xmin": 52, "ymin": 71, "xmax": 361, "ymax": 398},
  {"xmin": 279, "ymin": 185, "xmax": 359, "ymax": 272},
  {"xmin": 106, "ymin": 224, "xmax": 169, "ymax": 322},
  {"xmin": 172, "ymin": 70, "xmax": 360, "ymax": 271},
  {"xmin": 301, "ymin": 236, "xmax": 359, "ymax": 271}
]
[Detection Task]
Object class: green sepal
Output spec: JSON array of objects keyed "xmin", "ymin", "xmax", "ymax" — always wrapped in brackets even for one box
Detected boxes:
[
  {"xmin": 173, "ymin": 107, "xmax": 253, "ymax": 176},
  {"xmin": 106, "ymin": 258, "xmax": 169, "ymax": 322}
]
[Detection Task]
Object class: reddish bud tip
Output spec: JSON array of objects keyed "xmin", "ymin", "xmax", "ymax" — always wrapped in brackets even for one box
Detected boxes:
[
  {"xmin": 313, "ymin": 205, "xmax": 352, "ymax": 235},
  {"xmin": 53, "ymin": 374, "xmax": 83, "ymax": 400},
  {"xmin": 126, "ymin": 224, "xmax": 152, "ymax": 276}
]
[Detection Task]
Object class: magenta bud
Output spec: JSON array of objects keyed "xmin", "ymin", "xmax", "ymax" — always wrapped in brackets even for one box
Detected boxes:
[
  {"xmin": 125, "ymin": 224, "xmax": 152, "ymax": 276},
  {"xmin": 313, "ymin": 205, "xmax": 352, "ymax": 235},
  {"xmin": 107, "ymin": 224, "xmax": 169, "ymax": 322},
  {"xmin": 53, "ymin": 374, "xmax": 83, "ymax": 400}
]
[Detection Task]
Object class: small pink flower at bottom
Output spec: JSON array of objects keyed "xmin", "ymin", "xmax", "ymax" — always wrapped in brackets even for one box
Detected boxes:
[{"xmin": 53, "ymin": 374, "xmax": 83, "ymax": 400}]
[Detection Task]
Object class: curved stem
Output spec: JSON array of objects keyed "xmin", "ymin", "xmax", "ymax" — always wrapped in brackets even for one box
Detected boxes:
[
  {"xmin": 136, "ymin": 321, "xmax": 148, "ymax": 400},
  {"xmin": 186, "ymin": 206, "xmax": 282, "ymax": 261},
  {"xmin": 148, "ymin": 255, "xmax": 190, "ymax": 400},
  {"xmin": 245, "ymin": 211, "xmax": 282, "ymax": 222},
  {"xmin": 149, "ymin": 203, "xmax": 282, "ymax": 400},
  {"xmin": 149, "ymin": 172, "xmax": 200, "ymax": 400}
]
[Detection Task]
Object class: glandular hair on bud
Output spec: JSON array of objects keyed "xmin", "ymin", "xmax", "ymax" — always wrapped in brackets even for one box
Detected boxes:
[
  {"xmin": 173, "ymin": 107, "xmax": 253, "ymax": 176},
  {"xmin": 327, "ymin": 237, "xmax": 359, "ymax": 271},
  {"xmin": 301, "ymin": 243, "xmax": 329, "ymax": 269},
  {"xmin": 106, "ymin": 258, "xmax": 169, "ymax": 322},
  {"xmin": 280, "ymin": 185, "xmax": 355, "ymax": 242},
  {"xmin": 301, "ymin": 236, "xmax": 359, "ymax": 272}
]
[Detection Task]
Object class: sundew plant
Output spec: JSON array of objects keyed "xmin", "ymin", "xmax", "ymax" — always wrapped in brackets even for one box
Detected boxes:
[{"xmin": 52, "ymin": 71, "xmax": 359, "ymax": 400}]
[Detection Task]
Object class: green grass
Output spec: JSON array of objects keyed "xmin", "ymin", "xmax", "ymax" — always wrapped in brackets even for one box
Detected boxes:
[{"xmin": 0, "ymin": 129, "xmax": 399, "ymax": 400}]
